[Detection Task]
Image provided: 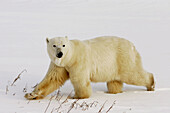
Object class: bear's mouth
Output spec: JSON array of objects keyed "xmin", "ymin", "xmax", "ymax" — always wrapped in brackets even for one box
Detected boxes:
[{"xmin": 56, "ymin": 52, "xmax": 63, "ymax": 58}]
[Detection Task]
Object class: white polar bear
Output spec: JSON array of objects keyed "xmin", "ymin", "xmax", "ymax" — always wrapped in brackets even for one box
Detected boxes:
[{"xmin": 25, "ymin": 36, "xmax": 155, "ymax": 99}]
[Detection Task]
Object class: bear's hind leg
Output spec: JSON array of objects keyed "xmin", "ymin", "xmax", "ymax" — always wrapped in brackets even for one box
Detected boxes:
[
  {"xmin": 121, "ymin": 51, "xmax": 155, "ymax": 91},
  {"xmin": 107, "ymin": 80, "xmax": 123, "ymax": 94},
  {"xmin": 122, "ymin": 71, "xmax": 155, "ymax": 91},
  {"xmin": 146, "ymin": 73, "xmax": 155, "ymax": 91}
]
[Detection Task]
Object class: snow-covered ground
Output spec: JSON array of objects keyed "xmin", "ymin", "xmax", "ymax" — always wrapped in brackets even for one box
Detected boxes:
[{"xmin": 0, "ymin": 0, "xmax": 170, "ymax": 112}]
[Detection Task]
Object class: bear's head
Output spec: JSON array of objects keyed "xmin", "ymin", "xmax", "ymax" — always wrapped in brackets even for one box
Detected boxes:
[{"xmin": 46, "ymin": 36, "xmax": 70, "ymax": 67}]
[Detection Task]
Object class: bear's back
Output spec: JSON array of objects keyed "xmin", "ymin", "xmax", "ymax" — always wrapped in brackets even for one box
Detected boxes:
[
  {"xmin": 83, "ymin": 36, "xmax": 124, "ymax": 53},
  {"xmin": 82, "ymin": 36, "xmax": 120, "ymax": 82},
  {"xmin": 84, "ymin": 36, "xmax": 119, "ymax": 46}
]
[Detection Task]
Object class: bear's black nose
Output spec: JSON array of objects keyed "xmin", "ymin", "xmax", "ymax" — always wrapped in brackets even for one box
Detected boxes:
[{"xmin": 57, "ymin": 52, "xmax": 63, "ymax": 58}]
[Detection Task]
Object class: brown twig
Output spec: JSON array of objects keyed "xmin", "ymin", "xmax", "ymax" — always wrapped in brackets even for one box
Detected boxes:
[
  {"xmin": 81, "ymin": 101, "xmax": 89, "ymax": 111},
  {"xmin": 51, "ymin": 108, "xmax": 54, "ymax": 113},
  {"xmin": 74, "ymin": 101, "xmax": 98, "ymax": 111},
  {"xmin": 44, "ymin": 95, "xmax": 55, "ymax": 113},
  {"xmin": 55, "ymin": 89, "xmax": 61, "ymax": 100},
  {"xmin": 57, "ymin": 94, "xmax": 64, "ymax": 102},
  {"xmin": 6, "ymin": 85, "xmax": 9, "ymax": 94},
  {"xmin": 27, "ymin": 100, "xmax": 31, "ymax": 104},
  {"xmin": 67, "ymin": 99, "xmax": 79, "ymax": 113},
  {"xmin": 32, "ymin": 83, "xmax": 38, "ymax": 88},
  {"xmin": 90, "ymin": 101, "xmax": 98, "ymax": 107},
  {"xmin": 98, "ymin": 100, "xmax": 107, "ymax": 113},
  {"xmin": 11, "ymin": 69, "xmax": 27, "ymax": 86},
  {"xmin": 23, "ymin": 83, "xmax": 27, "ymax": 92},
  {"xmin": 55, "ymin": 104, "xmax": 62, "ymax": 112},
  {"xmin": 61, "ymin": 90, "xmax": 73, "ymax": 104},
  {"xmin": 106, "ymin": 100, "xmax": 116, "ymax": 113},
  {"xmin": 54, "ymin": 91, "xmax": 73, "ymax": 112}
]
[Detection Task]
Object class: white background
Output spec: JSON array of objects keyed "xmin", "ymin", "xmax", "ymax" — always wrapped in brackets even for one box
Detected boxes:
[{"xmin": 0, "ymin": 0, "xmax": 170, "ymax": 113}]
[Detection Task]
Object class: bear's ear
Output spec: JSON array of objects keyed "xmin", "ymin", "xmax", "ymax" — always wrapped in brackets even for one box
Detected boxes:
[{"xmin": 46, "ymin": 37, "xmax": 49, "ymax": 43}]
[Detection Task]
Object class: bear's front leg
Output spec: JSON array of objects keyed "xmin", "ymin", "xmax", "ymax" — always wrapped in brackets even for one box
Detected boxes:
[
  {"xmin": 70, "ymin": 72, "xmax": 92, "ymax": 99},
  {"xmin": 25, "ymin": 62, "xmax": 69, "ymax": 100}
]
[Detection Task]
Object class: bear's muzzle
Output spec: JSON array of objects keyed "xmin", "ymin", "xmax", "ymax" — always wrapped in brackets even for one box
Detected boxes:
[{"xmin": 56, "ymin": 52, "xmax": 63, "ymax": 58}]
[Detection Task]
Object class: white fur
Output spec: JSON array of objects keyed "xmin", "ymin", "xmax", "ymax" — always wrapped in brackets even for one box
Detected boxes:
[{"xmin": 45, "ymin": 36, "xmax": 155, "ymax": 99}]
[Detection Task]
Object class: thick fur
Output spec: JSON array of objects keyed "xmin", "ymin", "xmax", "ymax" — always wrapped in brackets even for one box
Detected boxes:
[
  {"xmin": 25, "ymin": 62, "xmax": 69, "ymax": 100},
  {"xmin": 25, "ymin": 36, "xmax": 155, "ymax": 99}
]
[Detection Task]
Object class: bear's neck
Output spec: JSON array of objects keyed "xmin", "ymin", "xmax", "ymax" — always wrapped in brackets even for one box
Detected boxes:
[{"xmin": 63, "ymin": 41, "xmax": 76, "ymax": 71}]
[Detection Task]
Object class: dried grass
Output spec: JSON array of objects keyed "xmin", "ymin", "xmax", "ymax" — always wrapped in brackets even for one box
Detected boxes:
[
  {"xmin": 11, "ymin": 69, "xmax": 27, "ymax": 86},
  {"xmin": 106, "ymin": 100, "xmax": 116, "ymax": 113},
  {"xmin": 98, "ymin": 100, "xmax": 107, "ymax": 113},
  {"xmin": 23, "ymin": 83, "xmax": 27, "ymax": 93},
  {"xmin": 6, "ymin": 85, "xmax": 9, "ymax": 94},
  {"xmin": 44, "ymin": 95, "xmax": 55, "ymax": 113}
]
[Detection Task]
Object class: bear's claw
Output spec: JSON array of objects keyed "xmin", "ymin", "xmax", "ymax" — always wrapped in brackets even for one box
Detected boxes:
[
  {"xmin": 147, "ymin": 73, "xmax": 155, "ymax": 91},
  {"xmin": 24, "ymin": 92, "xmax": 42, "ymax": 100}
]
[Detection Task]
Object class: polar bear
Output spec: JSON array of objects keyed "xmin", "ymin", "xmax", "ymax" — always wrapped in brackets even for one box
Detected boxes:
[{"xmin": 25, "ymin": 36, "xmax": 155, "ymax": 99}]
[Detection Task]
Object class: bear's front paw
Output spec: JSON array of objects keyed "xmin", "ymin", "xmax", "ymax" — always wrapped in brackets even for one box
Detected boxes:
[{"xmin": 24, "ymin": 92, "xmax": 44, "ymax": 100}]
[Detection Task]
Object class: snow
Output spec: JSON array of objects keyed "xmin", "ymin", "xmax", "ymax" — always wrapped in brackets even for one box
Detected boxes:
[{"xmin": 0, "ymin": 0, "xmax": 170, "ymax": 113}]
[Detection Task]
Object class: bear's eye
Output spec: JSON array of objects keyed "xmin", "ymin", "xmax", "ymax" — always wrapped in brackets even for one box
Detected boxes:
[
  {"xmin": 53, "ymin": 45, "xmax": 56, "ymax": 47},
  {"xmin": 63, "ymin": 45, "xmax": 65, "ymax": 47}
]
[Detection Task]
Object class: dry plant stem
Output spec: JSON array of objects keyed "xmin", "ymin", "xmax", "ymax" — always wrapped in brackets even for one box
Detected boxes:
[
  {"xmin": 74, "ymin": 101, "xmax": 98, "ymax": 111},
  {"xmin": 106, "ymin": 100, "xmax": 116, "ymax": 113},
  {"xmin": 55, "ymin": 91, "xmax": 73, "ymax": 112},
  {"xmin": 90, "ymin": 101, "xmax": 98, "ymax": 107},
  {"xmin": 62, "ymin": 90, "xmax": 73, "ymax": 104},
  {"xmin": 51, "ymin": 108, "xmax": 56, "ymax": 113},
  {"xmin": 23, "ymin": 83, "xmax": 27, "ymax": 92},
  {"xmin": 98, "ymin": 100, "xmax": 107, "ymax": 113},
  {"xmin": 11, "ymin": 69, "xmax": 27, "ymax": 86},
  {"xmin": 44, "ymin": 95, "xmax": 55, "ymax": 113},
  {"xmin": 67, "ymin": 99, "xmax": 79, "ymax": 113},
  {"xmin": 55, "ymin": 89, "xmax": 61, "ymax": 100},
  {"xmin": 6, "ymin": 85, "xmax": 9, "ymax": 95},
  {"xmin": 32, "ymin": 83, "xmax": 38, "ymax": 88},
  {"xmin": 27, "ymin": 100, "xmax": 31, "ymax": 104},
  {"xmin": 81, "ymin": 102, "xmax": 89, "ymax": 110},
  {"xmin": 57, "ymin": 94, "xmax": 64, "ymax": 102},
  {"xmin": 55, "ymin": 104, "xmax": 62, "ymax": 112}
]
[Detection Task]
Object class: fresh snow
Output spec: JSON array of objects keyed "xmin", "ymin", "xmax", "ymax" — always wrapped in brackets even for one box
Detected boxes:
[{"xmin": 0, "ymin": 0, "xmax": 170, "ymax": 113}]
